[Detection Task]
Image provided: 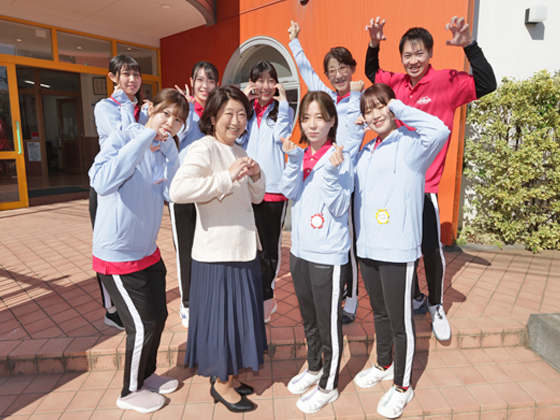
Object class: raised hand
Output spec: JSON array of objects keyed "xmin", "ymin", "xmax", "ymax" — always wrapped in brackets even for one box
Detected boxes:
[
  {"xmin": 351, "ymin": 80, "xmax": 365, "ymax": 92},
  {"xmin": 445, "ymin": 16, "xmax": 474, "ymax": 48},
  {"xmin": 243, "ymin": 81, "xmax": 258, "ymax": 101},
  {"xmin": 273, "ymin": 83, "xmax": 288, "ymax": 102},
  {"xmin": 288, "ymin": 21, "xmax": 301, "ymax": 41},
  {"xmin": 354, "ymin": 115, "xmax": 371, "ymax": 132},
  {"xmin": 174, "ymin": 84, "xmax": 194, "ymax": 103},
  {"xmin": 329, "ymin": 144, "xmax": 345, "ymax": 167},
  {"xmin": 365, "ymin": 17, "xmax": 387, "ymax": 48},
  {"xmin": 281, "ymin": 134, "xmax": 298, "ymax": 153}
]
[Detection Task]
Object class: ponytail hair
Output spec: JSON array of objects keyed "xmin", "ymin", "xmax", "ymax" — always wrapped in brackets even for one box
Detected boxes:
[{"xmin": 109, "ymin": 55, "xmax": 143, "ymax": 104}]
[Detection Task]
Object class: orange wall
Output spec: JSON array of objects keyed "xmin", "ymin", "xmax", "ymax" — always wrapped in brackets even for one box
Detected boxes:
[{"xmin": 161, "ymin": 0, "xmax": 474, "ymax": 245}]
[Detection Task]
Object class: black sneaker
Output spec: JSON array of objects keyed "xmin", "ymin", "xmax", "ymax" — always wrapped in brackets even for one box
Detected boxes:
[
  {"xmin": 105, "ymin": 311, "xmax": 125, "ymax": 330},
  {"xmin": 341, "ymin": 310, "xmax": 355, "ymax": 325},
  {"xmin": 413, "ymin": 293, "xmax": 428, "ymax": 315}
]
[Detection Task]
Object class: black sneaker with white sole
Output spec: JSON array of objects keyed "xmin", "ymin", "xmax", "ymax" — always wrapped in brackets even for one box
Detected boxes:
[{"xmin": 105, "ymin": 311, "xmax": 125, "ymax": 330}]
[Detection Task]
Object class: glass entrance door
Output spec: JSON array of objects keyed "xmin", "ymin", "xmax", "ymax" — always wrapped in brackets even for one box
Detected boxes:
[{"xmin": 0, "ymin": 63, "xmax": 28, "ymax": 210}]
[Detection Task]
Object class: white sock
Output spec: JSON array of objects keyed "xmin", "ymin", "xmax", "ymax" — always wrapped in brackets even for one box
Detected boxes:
[
  {"xmin": 107, "ymin": 306, "xmax": 117, "ymax": 314},
  {"xmin": 343, "ymin": 297, "xmax": 358, "ymax": 314}
]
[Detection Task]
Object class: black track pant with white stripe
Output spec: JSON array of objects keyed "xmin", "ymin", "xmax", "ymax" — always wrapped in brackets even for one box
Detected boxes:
[
  {"xmin": 342, "ymin": 200, "xmax": 359, "ymax": 304},
  {"xmin": 253, "ymin": 201, "xmax": 287, "ymax": 301},
  {"xmin": 89, "ymin": 187, "xmax": 113, "ymax": 310},
  {"xmin": 169, "ymin": 202, "xmax": 197, "ymax": 310},
  {"xmin": 99, "ymin": 259, "xmax": 168, "ymax": 397},
  {"xmin": 413, "ymin": 193, "xmax": 445, "ymax": 306},
  {"xmin": 360, "ymin": 258, "xmax": 416, "ymax": 388},
  {"xmin": 290, "ymin": 254, "xmax": 349, "ymax": 390}
]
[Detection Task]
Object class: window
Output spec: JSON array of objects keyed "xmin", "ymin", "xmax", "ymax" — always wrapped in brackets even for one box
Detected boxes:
[
  {"xmin": 57, "ymin": 32, "xmax": 111, "ymax": 68},
  {"xmin": 223, "ymin": 37, "xmax": 300, "ymax": 117},
  {"xmin": 0, "ymin": 19, "xmax": 52, "ymax": 60}
]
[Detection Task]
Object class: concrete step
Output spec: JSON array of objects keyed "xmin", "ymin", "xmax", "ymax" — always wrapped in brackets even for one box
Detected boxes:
[
  {"xmin": 0, "ymin": 316, "xmax": 528, "ymax": 376},
  {"xmin": 528, "ymin": 313, "xmax": 560, "ymax": 373}
]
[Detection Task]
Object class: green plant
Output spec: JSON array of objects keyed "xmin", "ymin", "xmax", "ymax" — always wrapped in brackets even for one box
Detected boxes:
[{"xmin": 463, "ymin": 70, "xmax": 560, "ymax": 252}]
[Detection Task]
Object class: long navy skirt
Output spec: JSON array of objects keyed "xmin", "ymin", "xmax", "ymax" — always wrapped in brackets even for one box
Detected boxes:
[{"xmin": 185, "ymin": 257, "xmax": 268, "ymax": 381}]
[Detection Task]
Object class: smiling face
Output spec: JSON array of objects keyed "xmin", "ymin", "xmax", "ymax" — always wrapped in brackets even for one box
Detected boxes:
[
  {"xmin": 364, "ymin": 101, "xmax": 397, "ymax": 140},
  {"xmin": 109, "ymin": 66, "xmax": 142, "ymax": 101},
  {"xmin": 254, "ymin": 71, "xmax": 277, "ymax": 106},
  {"xmin": 401, "ymin": 39, "xmax": 432, "ymax": 86},
  {"xmin": 147, "ymin": 103, "xmax": 184, "ymax": 139},
  {"xmin": 326, "ymin": 58, "xmax": 355, "ymax": 97},
  {"xmin": 191, "ymin": 68, "xmax": 217, "ymax": 107},
  {"xmin": 211, "ymin": 99, "xmax": 248, "ymax": 146},
  {"xmin": 301, "ymin": 100, "xmax": 335, "ymax": 152}
]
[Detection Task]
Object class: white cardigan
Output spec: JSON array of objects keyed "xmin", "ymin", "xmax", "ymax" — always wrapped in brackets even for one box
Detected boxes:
[{"xmin": 169, "ymin": 135, "xmax": 266, "ymax": 263}]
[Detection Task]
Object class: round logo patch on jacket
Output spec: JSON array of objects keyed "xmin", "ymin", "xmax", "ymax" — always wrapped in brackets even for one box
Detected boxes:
[
  {"xmin": 310, "ymin": 213, "xmax": 325, "ymax": 229},
  {"xmin": 376, "ymin": 209, "xmax": 389, "ymax": 225}
]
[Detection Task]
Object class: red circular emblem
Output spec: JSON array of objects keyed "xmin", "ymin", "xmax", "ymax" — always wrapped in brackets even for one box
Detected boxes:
[{"xmin": 310, "ymin": 213, "xmax": 324, "ymax": 229}]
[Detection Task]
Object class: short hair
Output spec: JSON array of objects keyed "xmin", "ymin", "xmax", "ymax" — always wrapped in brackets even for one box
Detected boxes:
[
  {"xmin": 298, "ymin": 91, "xmax": 338, "ymax": 145},
  {"xmin": 399, "ymin": 27, "xmax": 434, "ymax": 54},
  {"xmin": 250, "ymin": 60, "xmax": 280, "ymax": 123},
  {"xmin": 191, "ymin": 61, "xmax": 219, "ymax": 83},
  {"xmin": 360, "ymin": 84, "xmax": 396, "ymax": 116},
  {"xmin": 323, "ymin": 47, "xmax": 357, "ymax": 74},
  {"xmin": 198, "ymin": 86, "xmax": 254, "ymax": 136},
  {"xmin": 109, "ymin": 55, "xmax": 143, "ymax": 103}
]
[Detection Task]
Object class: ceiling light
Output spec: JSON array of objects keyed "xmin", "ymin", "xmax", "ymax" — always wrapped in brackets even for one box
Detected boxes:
[
  {"xmin": 162, "ymin": 4, "xmax": 171, "ymax": 9},
  {"xmin": 77, "ymin": 46, "xmax": 82, "ymax": 50},
  {"xmin": 16, "ymin": 39, "xmax": 22, "ymax": 42},
  {"xmin": 127, "ymin": 47, "xmax": 132, "ymax": 51}
]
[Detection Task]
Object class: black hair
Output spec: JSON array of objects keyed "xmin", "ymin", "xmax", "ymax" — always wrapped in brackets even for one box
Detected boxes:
[
  {"xmin": 360, "ymin": 83, "xmax": 396, "ymax": 116},
  {"xmin": 399, "ymin": 27, "xmax": 434, "ymax": 54},
  {"xmin": 108, "ymin": 55, "xmax": 143, "ymax": 103},
  {"xmin": 249, "ymin": 60, "xmax": 280, "ymax": 124},
  {"xmin": 191, "ymin": 61, "xmax": 219, "ymax": 83}
]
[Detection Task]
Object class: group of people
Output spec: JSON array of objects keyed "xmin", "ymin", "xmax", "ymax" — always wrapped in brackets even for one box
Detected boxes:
[{"xmin": 89, "ymin": 14, "xmax": 495, "ymax": 418}]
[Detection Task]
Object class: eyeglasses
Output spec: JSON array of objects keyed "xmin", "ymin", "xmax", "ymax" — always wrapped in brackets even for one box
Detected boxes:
[{"xmin": 326, "ymin": 65, "xmax": 350, "ymax": 77}]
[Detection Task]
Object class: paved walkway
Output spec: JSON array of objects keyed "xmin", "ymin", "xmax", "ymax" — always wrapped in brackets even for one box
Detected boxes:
[{"xmin": 1, "ymin": 199, "xmax": 559, "ymax": 419}]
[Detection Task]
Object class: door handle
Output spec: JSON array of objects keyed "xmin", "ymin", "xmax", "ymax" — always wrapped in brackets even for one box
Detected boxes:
[{"xmin": 16, "ymin": 121, "xmax": 23, "ymax": 155}]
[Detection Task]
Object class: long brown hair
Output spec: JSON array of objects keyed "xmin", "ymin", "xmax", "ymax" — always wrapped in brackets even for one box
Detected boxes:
[{"xmin": 298, "ymin": 91, "xmax": 338, "ymax": 145}]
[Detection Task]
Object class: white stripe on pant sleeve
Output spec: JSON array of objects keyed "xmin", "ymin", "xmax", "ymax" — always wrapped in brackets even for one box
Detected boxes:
[
  {"xmin": 101, "ymin": 282, "xmax": 112, "ymax": 309},
  {"xmin": 326, "ymin": 264, "xmax": 341, "ymax": 390},
  {"xmin": 169, "ymin": 202, "xmax": 184, "ymax": 310},
  {"xmin": 113, "ymin": 274, "xmax": 145, "ymax": 392},
  {"xmin": 271, "ymin": 201, "xmax": 288, "ymax": 291},
  {"xmin": 347, "ymin": 207, "xmax": 359, "ymax": 299},
  {"xmin": 402, "ymin": 261, "xmax": 415, "ymax": 388},
  {"xmin": 429, "ymin": 193, "xmax": 446, "ymax": 304}
]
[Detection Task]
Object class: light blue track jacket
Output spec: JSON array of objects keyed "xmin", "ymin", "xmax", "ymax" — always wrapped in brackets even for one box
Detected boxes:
[
  {"xmin": 237, "ymin": 100, "xmax": 294, "ymax": 193},
  {"xmin": 353, "ymin": 100, "xmax": 450, "ymax": 263},
  {"xmin": 94, "ymin": 90, "xmax": 148, "ymax": 149},
  {"xmin": 177, "ymin": 102, "xmax": 204, "ymax": 164},
  {"xmin": 289, "ymin": 38, "xmax": 362, "ymax": 157},
  {"xmin": 279, "ymin": 145, "xmax": 354, "ymax": 266},
  {"xmin": 89, "ymin": 124, "xmax": 180, "ymax": 262}
]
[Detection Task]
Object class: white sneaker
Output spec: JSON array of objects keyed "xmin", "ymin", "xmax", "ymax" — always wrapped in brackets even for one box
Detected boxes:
[
  {"xmin": 377, "ymin": 386, "xmax": 414, "ymax": 418},
  {"xmin": 354, "ymin": 363, "xmax": 394, "ymax": 388},
  {"xmin": 143, "ymin": 373, "xmax": 179, "ymax": 395},
  {"xmin": 428, "ymin": 303, "xmax": 451, "ymax": 341},
  {"xmin": 180, "ymin": 307, "xmax": 189, "ymax": 329},
  {"xmin": 263, "ymin": 298, "xmax": 278, "ymax": 324},
  {"xmin": 296, "ymin": 386, "xmax": 339, "ymax": 414},
  {"xmin": 116, "ymin": 389, "xmax": 165, "ymax": 413},
  {"xmin": 287, "ymin": 369, "xmax": 323, "ymax": 395}
]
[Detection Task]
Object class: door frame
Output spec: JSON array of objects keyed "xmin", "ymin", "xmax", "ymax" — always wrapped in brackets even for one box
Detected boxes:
[{"xmin": 0, "ymin": 61, "xmax": 29, "ymax": 210}]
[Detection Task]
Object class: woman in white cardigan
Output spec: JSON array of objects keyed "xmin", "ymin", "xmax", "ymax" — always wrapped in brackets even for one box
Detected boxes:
[{"xmin": 169, "ymin": 85, "xmax": 266, "ymax": 414}]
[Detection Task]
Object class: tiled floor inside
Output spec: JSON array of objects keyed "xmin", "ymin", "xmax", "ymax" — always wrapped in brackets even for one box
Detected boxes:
[{"xmin": 1, "ymin": 199, "xmax": 560, "ymax": 419}]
